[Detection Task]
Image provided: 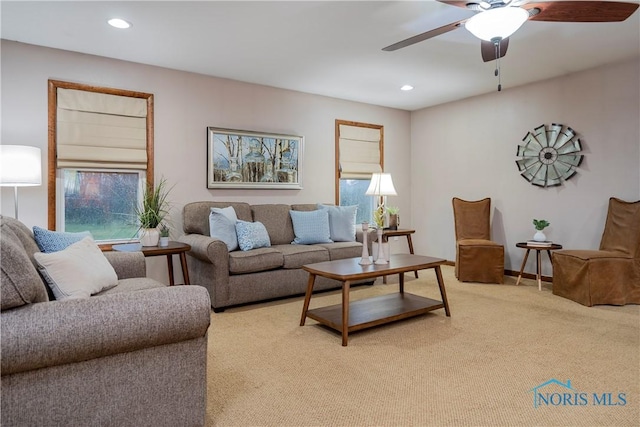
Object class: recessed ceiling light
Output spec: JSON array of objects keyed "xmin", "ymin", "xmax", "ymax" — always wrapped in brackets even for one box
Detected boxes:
[
  {"xmin": 400, "ymin": 85, "xmax": 414, "ymax": 91},
  {"xmin": 108, "ymin": 18, "xmax": 131, "ymax": 29}
]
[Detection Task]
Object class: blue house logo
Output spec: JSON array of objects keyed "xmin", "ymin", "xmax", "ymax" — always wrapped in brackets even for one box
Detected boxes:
[
  {"xmin": 530, "ymin": 378, "xmax": 627, "ymax": 408},
  {"xmin": 530, "ymin": 379, "xmax": 579, "ymax": 408}
]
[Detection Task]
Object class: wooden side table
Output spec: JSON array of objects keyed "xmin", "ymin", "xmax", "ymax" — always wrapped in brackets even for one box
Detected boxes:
[
  {"xmin": 515, "ymin": 242, "xmax": 563, "ymax": 291},
  {"xmin": 382, "ymin": 229, "xmax": 418, "ymax": 284},
  {"xmin": 112, "ymin": 241, "xmax": 191, "ymax": 286}
]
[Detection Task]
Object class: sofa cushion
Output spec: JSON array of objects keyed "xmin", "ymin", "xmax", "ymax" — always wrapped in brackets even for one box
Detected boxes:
[
  {"xmin": 252, "ymin": 204, "xmax": 295, "ymax": 245},
  {"xmin": 236, "ymin": 220, "xmax": 271, "ymax": 251},
  {"xmin": 34, "ymin": 237, "xmax": 118, "ymax": 300},
  {"xmin": 290, "ymin": 209, "xmax": 332, "ymax": 245},
  {"xmin": 1, "ymin": 224, "xmax": 49, "ymax": 310},
  {"xmin": 97, "ymin": 277, "xmax": 167, "ymax": 295},
  {"xmin": 316, "ymin": 241, "xmax": 363, "ymax": 260},
  {"xmin": 274, "ymin": 244, "xmax": 330, "ymax": 269},
  {"xmin": 209, "ymin": 206, "xmax": 238, "ymax": 251},
  {"xmin": 229, "ymin": 248, "xmax": 284, "ymax": 274},
  {"xmin": 317, "ymin": 204, "xmax": 357, "ymax": 242},
  {"xmin": 32, "ymin": 225, "xmax": 92, "ymax": 253}
]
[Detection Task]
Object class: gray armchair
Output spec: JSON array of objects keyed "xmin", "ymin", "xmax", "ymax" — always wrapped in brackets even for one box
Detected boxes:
[{"xmin": 1, "ymin": 216, "xmax": 212, "ymax": 426}]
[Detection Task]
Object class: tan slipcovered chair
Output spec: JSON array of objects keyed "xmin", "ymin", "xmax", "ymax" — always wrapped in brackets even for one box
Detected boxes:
[
  {"xmin": 552, "ymin": 197, "xmax": 640, "ymax": 306},
  {"xmin": 452, "ymin": 197, "xmax": 504, "ymax": 284}
]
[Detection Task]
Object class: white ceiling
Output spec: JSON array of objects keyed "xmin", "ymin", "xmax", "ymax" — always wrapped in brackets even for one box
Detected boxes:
[{"xmin": 2, "ymin": 0, "xmax": 639, "ymax": 111}]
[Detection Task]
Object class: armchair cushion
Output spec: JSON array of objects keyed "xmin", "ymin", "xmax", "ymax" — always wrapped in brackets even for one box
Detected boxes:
[{"xmin": 34, "ymin": 237, "xmax": 118, "ymax": 300}]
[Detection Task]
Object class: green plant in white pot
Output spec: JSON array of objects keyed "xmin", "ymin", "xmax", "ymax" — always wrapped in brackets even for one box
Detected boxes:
[
  {"xmin": 135, "ymin": 178, "xmax": 172, "ymax": 246},
  {"xmin": 158, "ymin": 223, "xmax": 171, "ymax": 247},
  {"xmin": 532, "ymin": 219, "xmax": 550, "ymax": 242}
]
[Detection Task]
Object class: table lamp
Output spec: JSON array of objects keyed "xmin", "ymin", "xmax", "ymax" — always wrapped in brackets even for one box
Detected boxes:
[
  {"xmin": 365, "ymin": 173, "xmax": 397, "ymax": 264},
  {"xmin": 0, "ymin": 145, "xmax": 42, "ymax": 219}
]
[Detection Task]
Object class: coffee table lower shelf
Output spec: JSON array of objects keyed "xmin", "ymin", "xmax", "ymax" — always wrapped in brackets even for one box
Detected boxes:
[{"xmin": 307, "ymin": 292, "xmax": 444, "ymax": 333}]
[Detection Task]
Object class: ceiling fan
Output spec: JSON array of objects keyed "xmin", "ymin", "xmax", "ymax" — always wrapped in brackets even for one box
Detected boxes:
[{"xmin": 383, "ymin": 0, "xmax": 639, "ymax": 90}]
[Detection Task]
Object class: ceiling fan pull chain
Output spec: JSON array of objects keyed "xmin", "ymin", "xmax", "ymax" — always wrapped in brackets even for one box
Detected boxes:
[{"xmin": 494, "ymin": 38, "xmax": 502, "ymax": 92}]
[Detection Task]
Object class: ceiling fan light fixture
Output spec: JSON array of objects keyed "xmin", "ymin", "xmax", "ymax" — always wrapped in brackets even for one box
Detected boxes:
[{"xmin": 465, "ymin": 6, "xmax": 528, "ymax": 41}]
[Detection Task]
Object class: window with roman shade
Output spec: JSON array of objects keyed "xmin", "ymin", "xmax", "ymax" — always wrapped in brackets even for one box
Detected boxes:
[
  {"xmin": 335, "ymin": 120, "xmax": 384, "ymax": 224},
  {"xmin": 336, "ymin": 122, "xmax": 383, "ymax": 179},
  {"xmin": 56, "ymin": 88, "xmax": 148, "ymax": 169}
]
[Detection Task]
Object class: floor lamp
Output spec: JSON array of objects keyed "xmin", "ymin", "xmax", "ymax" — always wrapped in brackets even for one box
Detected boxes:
[
  {"xmin": 365, "ymin": 173, "xmax": 397, "ymax": 265},
  {"xmin": 0, "ymin": 145, "xmax": 42, "ymax": 219}
]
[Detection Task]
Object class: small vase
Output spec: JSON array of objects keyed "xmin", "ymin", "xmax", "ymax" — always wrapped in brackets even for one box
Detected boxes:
[
  {"xmin": 389, "ymin": 214, "xmax": 399, "ymax": 230},
  {"xmin": 159, "ymin": 236, "xmax": 170, "ymax": 247},
  {"xmin": 533, "ymin": 230, "xmax": 546, "ymax": 242},
  {"xmin": 139, "ymin": 228, "xmax": 160, "ymax": 246}
]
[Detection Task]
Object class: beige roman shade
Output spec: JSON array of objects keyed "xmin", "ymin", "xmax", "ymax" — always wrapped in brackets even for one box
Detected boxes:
[
  {"xmin": 338, "ymin": 124, "xmax": 382, "ymax": 179},
  {"xmin": 56, "ymin": 88, "xmax": 148, "ymax": 169}
]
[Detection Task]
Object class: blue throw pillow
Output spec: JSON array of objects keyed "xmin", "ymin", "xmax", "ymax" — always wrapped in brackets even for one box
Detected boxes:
[
  {"xmin": 209, "ymin": 206, "xmax": 239, "ymax": 251},
  {"xmin": 289, "ymin": 209, "xmax": 332, "ymax": 245},
  {"xmin": 235, "ymin": 220, "xmax": 271, "ymax": 251},
  {"xmin": 317, "ymin": 204, "xmax": 357, "ymax": 242},
  {"xmin": 33, "ymin": 226, "xmax": 93, "ymax": 253}
]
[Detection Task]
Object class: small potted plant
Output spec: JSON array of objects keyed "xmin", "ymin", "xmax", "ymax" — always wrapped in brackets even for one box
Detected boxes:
[
  {"xmin": 135, "ymin": 177, "xmax": 172, "ymax": 246},
  {"xmin": 532, "ymin": 219, "xmax": 550, "ymax": 242},
  {"xmin": 387, "ymin": 206, "xmax": 400, "ymax": 230},
  {"xmin": 158, "ymin": 223, "xmax": 171, "ymax": 247}
]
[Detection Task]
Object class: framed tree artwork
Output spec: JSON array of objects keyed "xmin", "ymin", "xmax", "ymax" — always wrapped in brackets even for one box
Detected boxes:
[{"xmin": 207, "ymin": 127, "xmax": 304, "ymax": 189}]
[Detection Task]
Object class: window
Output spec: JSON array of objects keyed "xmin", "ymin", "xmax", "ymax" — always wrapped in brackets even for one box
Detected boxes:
[
  {"xmin": 335, "ymin": 120, "xmax": 383, "ymax": 224},
  {"xmin": 48, "ymin": 80, "xmax": 154, "ymax": 243}
]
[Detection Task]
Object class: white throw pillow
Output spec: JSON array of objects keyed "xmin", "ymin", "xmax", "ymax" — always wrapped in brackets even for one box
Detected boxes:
[
  {"xmin": 34, "ymin": 237, "xmax": 118, "ymax": 300},
  {"xmin": 209, "ymin": 206, "xmax": 239, "ymax": 251}
]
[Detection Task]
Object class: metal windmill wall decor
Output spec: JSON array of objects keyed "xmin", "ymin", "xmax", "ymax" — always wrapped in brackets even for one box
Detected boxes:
[{"xmin": 516, "ymin": 123, "xmax": 583, "ymax": 187}]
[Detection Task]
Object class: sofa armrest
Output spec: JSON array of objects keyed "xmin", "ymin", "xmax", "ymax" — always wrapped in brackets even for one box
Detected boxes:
[
  {"xmin": 1, "ymin": 286, "xmax": 211, "ymax": 376},
  {"xmin": 103, "ymin": 250, "xmax": 146, "ymax": 279},
  {"xmin": 179, "ymin": 234, "xmax": 229, "ymax": 267}
]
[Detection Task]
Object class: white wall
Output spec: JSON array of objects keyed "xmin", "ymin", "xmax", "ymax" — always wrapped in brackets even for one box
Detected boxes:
[
  {"xmin": 410, "ymin": 57, "xmax": 640, "ymax": 276},
  {"xmin": 1, "ymin": 40, "xmax": 411, "ymax": 283}
]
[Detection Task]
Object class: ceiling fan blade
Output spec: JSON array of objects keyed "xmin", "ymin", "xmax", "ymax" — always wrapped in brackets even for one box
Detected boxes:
[
  {"xmin": 481, "ymin": 37, "xmax": 510, "ymax": 62},
  {"xmin": 525, "ymin": 1, "xmax": 639, "ymax": 22},
  {"xmin": 382, "ymin": 19, "xmax": 466, "ymax": 51}
]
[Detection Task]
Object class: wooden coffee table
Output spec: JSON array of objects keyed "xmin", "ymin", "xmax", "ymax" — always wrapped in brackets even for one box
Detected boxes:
[{"xmin": 300, "ymin": 254, "xmax": 451, "ymax": 346}]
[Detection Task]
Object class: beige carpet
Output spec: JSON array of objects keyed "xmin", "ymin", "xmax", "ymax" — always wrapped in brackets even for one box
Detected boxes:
[{"xmin": 205, "ymin": 266, "xmax": 639, "ymax": 426}]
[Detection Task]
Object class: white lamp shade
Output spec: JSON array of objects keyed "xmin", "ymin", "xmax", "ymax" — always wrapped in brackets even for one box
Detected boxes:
[
  {"xmin": 365, "ymin": 173, "xmax": 397, "ymax": 196},
  {"xmin": 465, "ymin": 7, "xmax": 529, "ymax": 41},
  {"xmin": 0, "ymin": 145, "xmax": 42, "ymax": 186}
]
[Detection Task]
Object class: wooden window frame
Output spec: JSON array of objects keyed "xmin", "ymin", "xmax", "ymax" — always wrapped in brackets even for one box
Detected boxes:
[
  {"xmin": 334, "ymin": 119, "xmax": 384, "ymax": 204},
  {"xmin": 47, "ymin": 79, "xmax": 154, "ymax": 230}
]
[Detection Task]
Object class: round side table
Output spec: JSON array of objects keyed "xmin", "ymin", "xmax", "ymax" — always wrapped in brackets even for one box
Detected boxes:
[{"xmin": 515, "ymin": 242, "xmax": 563, "ymax": 291}]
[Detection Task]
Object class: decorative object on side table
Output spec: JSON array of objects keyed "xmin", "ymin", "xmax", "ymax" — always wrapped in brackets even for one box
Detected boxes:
[
  {"xmin": 386, "ymin": 206, "xmax": 399, "ymax": 230},
  {"xmin": 366, "ymin": 173, "xmax": 397, "ymax": 265},
  {"xmin": 359, "ymin": 221, "xmax": 372, "ymax": 265},
  {"xmin": 135, "ymin": 177, "xmax": 172, "ymax": 247},
  {"xmin": 532, "ymin": 219, "xmax": 550, "ymax": 242},
  {"xmin": 159, "ymin": 223, "xmax": 170, "ymax": 247}
]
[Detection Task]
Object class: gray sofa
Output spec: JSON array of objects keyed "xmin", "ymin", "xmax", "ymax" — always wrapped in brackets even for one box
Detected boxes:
[
  {"xmin": 0, "ymin": 216, "xmax": 212, "ymax": 427},
  {"xmin": 179, "ymin": 202, "xmax": 374, "ymax": 312}
]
